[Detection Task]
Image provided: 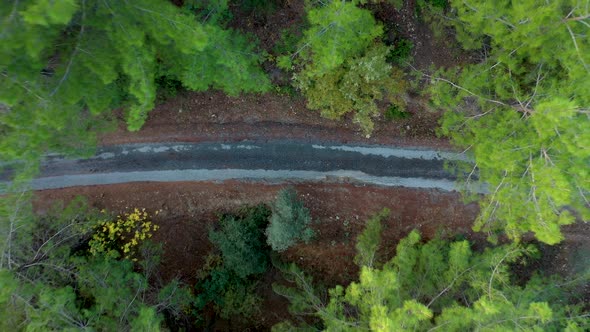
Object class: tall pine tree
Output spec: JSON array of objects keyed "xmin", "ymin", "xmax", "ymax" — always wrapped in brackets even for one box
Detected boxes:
[
  {"xmin": 284, "ymin": 0, "xmax": 403, "ymax": 135},
  {"xmin": 273, "ymin": 214, "xmax": 589, "ymax": 331},
  {"xmin": 430, "ymin": 0, "xmax": 590, "ymax": 244},
  {"xmin": 0, "ymin": 0, "xmax": 269, "ymax": 179}
]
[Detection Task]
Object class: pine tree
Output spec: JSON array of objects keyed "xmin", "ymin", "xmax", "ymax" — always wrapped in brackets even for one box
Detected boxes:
[
  {"xmin": 287, "ymin": 0, "xmax": 403, "ymax": 135},
  {"xmin": 266, "ymin": 187, "xmax": 314, "ymax": 252},
  {"xmin": 274, "ymin": 227, "xmax": 589, "ymax": 331},
  {"xmin": 209, "ymin": 205, "xmax": 271, "ymax": 278},
  {"xmin": 354, "ymin": 208, "xmax": 389, "ymax": 268},
  {"xmin": 0, "ymin": 0, "xmax": 269, "ymax": 180},
  {"xmin": 0, "ymin": 200, "xmax": 194, "ymax": 330},
  {"xmin": 430, "ymin": 0, "xmax": 590, "ymax": 244}
]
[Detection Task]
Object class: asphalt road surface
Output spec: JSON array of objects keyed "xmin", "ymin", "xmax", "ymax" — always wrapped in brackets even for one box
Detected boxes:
[{"xmin": 1, "ymin": 141, "xmax": 482, "ymax": 192}]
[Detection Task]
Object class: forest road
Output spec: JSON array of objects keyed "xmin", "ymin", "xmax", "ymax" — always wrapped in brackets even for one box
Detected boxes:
[{"xmin": 0, "ymin": 141, "xmax": 484, "ymax": 192}]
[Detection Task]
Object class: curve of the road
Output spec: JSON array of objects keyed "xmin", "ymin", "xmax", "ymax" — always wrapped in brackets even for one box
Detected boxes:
[{"xmin": 1, "ymin": 141, "xmax": 485, "ymax": 193}]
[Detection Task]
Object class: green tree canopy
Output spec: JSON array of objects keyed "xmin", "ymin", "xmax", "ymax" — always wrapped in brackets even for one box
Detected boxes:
[
  {"xmin": 0, "ymin": 199, "xmax": 193, "ymax": 330},
  {"xmin": 273, "ymin": 220, "xmax": 589, "ymax": 331},
  {"xmin": 301, "ymin": 0, "xmax": 383, "ymax": 73},
  {"xmin": 266, "ymin": 187, "xmax": 314, "ymax": 252},
  {"xmin": 430, "ymin": 0, "xmax": 590, "ymax": 244},
  {"xmin": 284, "ymin": 0, "xmax": 403, "ymax": 135},
  {"xmin": 196, "ymin": 205, "xmax": 271, "ymax": 322},
  {"xmin": 297, "ymin": 44, "xmax": 406, "ymax": 135},
  {"xmin": 209, "ymin": 205, "xmax": 271, "ymax": 279},
  {"xmin": 0, "ymin": 0, "xmax": 269, "ymax": 177}
]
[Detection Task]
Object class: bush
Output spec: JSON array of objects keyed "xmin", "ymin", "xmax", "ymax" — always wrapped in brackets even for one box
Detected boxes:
[
  {"xmin": 384, "ymin": 104, "xmax": 411, "ymax": 120},
  {"xmin": 386, "ymin": 38, "xmax": 414, "ymax": 64},
  {"xmin": 155, "ymin": 75, "xmax": 184, "ymax": 103},
  {"xmin": 266, "ymin": 188, "xmax": 314, "ymax": 252},
  {"xmin": 208, "ymin": 205, "xmax": 271, "ymax": 278},
  {"xmin": 89, "ymin": 208, "xmax": 159, "ymax": 260}
]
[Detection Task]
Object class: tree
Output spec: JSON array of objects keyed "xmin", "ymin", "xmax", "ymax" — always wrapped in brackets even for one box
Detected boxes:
[
  {"xmin": 284, "ymin": 0, "xmax": 403, "ymax": 135},
  {"xmin": 208, "ymin": 205, "xmax": 271, "ymax": 279},
  {"xmin": 0, "ymin": 0, "xmax": 269, "ymax": 181},
  {"xmin": 297, "ymin": 44, "xmax": 407, "ymax": 135},
  {"xmin": 196, "ymin": 205, "xmax": 271, "ymax": 323},
  {"xmin": 273, "ymin": 214, "xmax": 589, "ymax": 331},
  {"xmin": 429, "ymin": 0, "xmax": 590, "ymax": 244},
  {"xmin": 0, "ymin": 199, "xmax": 194, "ymax": 330},
  {"xmin": 266, "ymin": 187, "xmax": 314, "ymax": 252},
  {"xmin": 353, "ymin": 208, "xmax": 389, "ymax": 268},
  {"xmin": 300, "ymin": 0, "xmax": 383, "ymax": 72}
]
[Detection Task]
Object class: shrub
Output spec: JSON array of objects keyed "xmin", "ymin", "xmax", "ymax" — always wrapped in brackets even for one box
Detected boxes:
[
  {"xmin": 155, "ymin": 75, "xmax": 184, "ymax": 103},
  {"xmin": 208, "ymin": 205, "xmax": 271, "ymax": 278},
  {"xmin": 266, "ymin": 188, "xmax": 314, "ymax": 252},
  {"xmin": 384, "ymin": 104, "xmax": 411, "ymax": 120},
  {"xmin": 89, "ymin": 208, "xmax": 159, "ymax": 260},
  {"xmin": 386, "ymin": 38, "xmax": 414, "ymax": 64}
]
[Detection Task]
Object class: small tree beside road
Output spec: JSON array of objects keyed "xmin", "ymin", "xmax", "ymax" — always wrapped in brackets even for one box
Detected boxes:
[{"xmin": 266, "ymin": 187, "xmax": 314, "ymax": 252}]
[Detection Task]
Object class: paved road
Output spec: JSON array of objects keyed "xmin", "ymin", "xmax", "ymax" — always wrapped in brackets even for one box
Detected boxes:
[{"xmin": 1, "ymin": 141, "xmax": 482, "ymax": 192}]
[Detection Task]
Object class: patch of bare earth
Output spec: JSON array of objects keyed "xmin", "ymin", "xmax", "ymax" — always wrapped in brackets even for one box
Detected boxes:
[{"xmin": 100, "ymin": 90, "xmax": 451, "ymax": 149}]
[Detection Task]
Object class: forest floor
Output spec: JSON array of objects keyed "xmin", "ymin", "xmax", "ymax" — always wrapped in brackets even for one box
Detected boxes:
[{"xmin": 30, "ymin": 1, "xmax": 589, "ymax": 330}]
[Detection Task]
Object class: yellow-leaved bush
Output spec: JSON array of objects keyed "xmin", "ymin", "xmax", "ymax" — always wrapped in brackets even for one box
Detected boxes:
[{"xmin": 89, "ymin": 208, "xmax": 159, "ymax": 260}]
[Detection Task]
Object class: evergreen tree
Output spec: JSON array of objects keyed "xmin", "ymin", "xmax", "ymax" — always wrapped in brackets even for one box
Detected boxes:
[
  {"xmin": 0, "ymin": 199, "xmax": 194, "ymax": 330},
  {"xmin": 354, "ymin": 208, "xmax": 389, "ymax": 268},
  {"xmin": 285, "ymin": 0, "xmax": 403, "ymax": 135},
  {"xmin": 196, "ymin": 205, "xmax": 271, "ymax": 322},
  {"xmin": 0, "ymin": 0, "xmax": 269, "ymax": 180},
  {"xmin": 430, "ymin": 0, "xmax": 590, "ymax": 244},
  {"xmin": 208, "ymin": 205, "xmax": 271, "ymax": 279},
  {"xmin": 266, "ymin": 187, "xmax": 314, "ymax": 252},
  {"xmin": 299, "ymin": 0, "xmax": 383, "ymax": 73},
  {"xmin": 273, "ymin": 214, "xmax": 589, "ymax": 331}
]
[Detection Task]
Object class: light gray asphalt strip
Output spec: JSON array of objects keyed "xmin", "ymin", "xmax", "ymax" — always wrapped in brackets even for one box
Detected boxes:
[{"xmin": 27, "ymin": 170, "xmax": 460, "ymax": 191}]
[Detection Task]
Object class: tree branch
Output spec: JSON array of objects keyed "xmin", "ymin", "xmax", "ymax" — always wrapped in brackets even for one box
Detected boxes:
[{"xmin": 50, "ymin": 0, "xmax": 87, "ymax": 97}]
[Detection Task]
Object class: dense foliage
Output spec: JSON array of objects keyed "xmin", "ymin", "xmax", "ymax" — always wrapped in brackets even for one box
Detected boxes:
[
  {"xmin": 196, "ymin": 205, "xmax": 271, "ymax": 322},
  {"xmin": 285, "ymin": 0, "xmax": 405, "ymax": 135},
  {"xmin": 266, "ymin": 187, "xmax": 314, "ymax": 252},
  {"xmin": 0, "ymin": 0, "xmax": 269, "ymax": 179},
  {"xmin": 2, "ymin": 0, "xmax": 588, "ymax": 329},
  {"xmin": 89, "ymin": 208, "xmax": 159, "ymax": 259},
  {"xmin": 0, "ymin": 199, "xmax": 193, "ymax": 330},
  {"xmin": 208, "ymin": 205, "xmax": 271, "ymax": 278},
  {"xmin": 430, "ymin": 0, "xmax": 590, "ymax": 244},
  {"xmin": 273, "ymin": 213, "xmax": 589, "ymax": 331}
]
